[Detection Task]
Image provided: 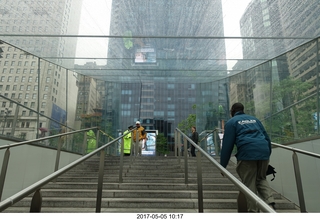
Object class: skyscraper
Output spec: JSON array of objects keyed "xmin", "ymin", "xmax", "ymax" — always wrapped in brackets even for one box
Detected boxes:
[
  {"xmin": 0, "ymin": 0, "xmax": 83, "ymax": 140},
  {"xmin": 104, "ymin": 0, "xmax": 228, "ymax": 144}
]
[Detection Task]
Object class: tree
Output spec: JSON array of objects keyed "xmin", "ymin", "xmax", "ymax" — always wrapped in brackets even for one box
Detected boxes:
[
  {"xmin": 156, "ymin": 133, "xmax": 168, "ymax": 156},
  {"xmin": 177, "ymin": 104, "xmax": 196, "ymax": 134}
]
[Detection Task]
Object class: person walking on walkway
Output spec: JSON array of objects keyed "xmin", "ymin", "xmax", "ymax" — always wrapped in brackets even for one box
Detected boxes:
[
  {"xmin": 132, "ymin": 121, "xmax": 147, "ymax": 156},
  {"xmin": 220, "ymin": 102, "xmax": 275, "ymax": 212},
  {"xmin": 123, "ymin": 125, "xmax": 133, "ymax": 156},
  {"xmin": 190, "ymin": 126, "xmax": 199, "ymax": 157}
]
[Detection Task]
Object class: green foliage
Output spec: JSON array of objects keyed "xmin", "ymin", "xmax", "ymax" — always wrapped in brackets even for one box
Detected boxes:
[
  {"xmin": 123, "ymin": 31, "xmax": 133, "ymax": 49},
  {"xmin": 267, "ymin": 76, "xmax": 314, "ymax": 143},
  {"xmin": 178, "ymin": 114, "xmax": 196, "ymax": 134},
  {"xmin": 177, "ymin": 105, "xmax": 197, "ymax": 134},
  {"xmin": 156, "ymin": 133, "xmax": 168, "ymax": 156}
]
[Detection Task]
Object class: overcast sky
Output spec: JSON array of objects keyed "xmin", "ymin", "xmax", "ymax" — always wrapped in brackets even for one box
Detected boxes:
[{"xmin": 75, "ymin": 0, "xmax": 252, "ymax": 69}]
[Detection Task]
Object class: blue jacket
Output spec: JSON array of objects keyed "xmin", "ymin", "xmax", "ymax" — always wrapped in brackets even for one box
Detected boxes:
[{"xmin": 220, "ymin": 111, "xmax": 271, "ymax": 168}]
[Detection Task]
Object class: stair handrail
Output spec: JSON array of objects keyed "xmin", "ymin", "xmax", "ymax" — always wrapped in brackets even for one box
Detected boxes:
[
  {"xmin": 0, "ymin": 127, "xmax": 134, "ymax": 212},
  {"xmin": 175, "ymin": 127, "xmax": 276, "ymax": 213},
  {"xmin": 0, "ymin": 127, "xmax": 98, "ymax": 201},
  {"xmin": 270, "ymin": 142, "xmax": 320, "ymax": 213}
]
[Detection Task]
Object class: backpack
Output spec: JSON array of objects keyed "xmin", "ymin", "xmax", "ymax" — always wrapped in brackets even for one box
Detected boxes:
[{"xmin": 266, "ymin": 164, "xmax": 276, "ymax": 181}]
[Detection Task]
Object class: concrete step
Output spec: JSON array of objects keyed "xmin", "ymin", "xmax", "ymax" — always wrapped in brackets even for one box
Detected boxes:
[
  {"xmin": 8, "ymin": 197, "xmax": 298, "ymax": 211},
  {"xmin": 1, "ymin": 155, "xmax": 301, "ymax": 213}
]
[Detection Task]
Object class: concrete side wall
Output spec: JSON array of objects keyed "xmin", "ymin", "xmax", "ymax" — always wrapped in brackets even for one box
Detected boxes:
[
  {"xmin": 230, "ymin": 139, "xmax": 320, "ymax": 212},
  {"xmin": 0, "ymin": 139, "xmax": 81, "ymax": 201}
]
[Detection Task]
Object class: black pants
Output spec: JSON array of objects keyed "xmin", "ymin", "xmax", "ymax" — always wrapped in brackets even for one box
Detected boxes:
[{"xmin": 191, "ymin": 145, "xmax": 196, "ymax": 157}]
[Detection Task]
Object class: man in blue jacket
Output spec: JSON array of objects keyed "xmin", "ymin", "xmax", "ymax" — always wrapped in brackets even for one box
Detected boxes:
[{"xmin": 220, "ymin": 102, "xmax": 275, "ymax": 212}]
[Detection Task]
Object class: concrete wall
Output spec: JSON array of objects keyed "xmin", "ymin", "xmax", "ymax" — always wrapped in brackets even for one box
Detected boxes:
[
  {"xmin": 230, "ymin": 138, "xmax": 320, "ymax": 212},
  {"xmin": 269, "ymin": 139, "xmax": 320, "ymax": 213},
  {"xmin": 0, "ymin": 139, "xmax": 81, "ymax": 201}
]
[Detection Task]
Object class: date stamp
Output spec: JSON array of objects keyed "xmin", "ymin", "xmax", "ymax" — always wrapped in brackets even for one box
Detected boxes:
[{"xmin": 136, "ymin": 214, "xmax": 184, "ymax": 219}]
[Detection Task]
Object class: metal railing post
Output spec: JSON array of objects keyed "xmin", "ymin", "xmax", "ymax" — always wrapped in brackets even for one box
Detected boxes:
[
  {"xmin": 135, "ymin": 129, "xmax": 139, "ymax": 156},
  {"xmin": 174, "ymin": 130, "xmax": 177, "ymax": 157},
  {"xmin": 96, "ymin": 148, "xmax": 105, "ymax": 213},
  {"xmin": 183, "ymin": 136, "xmax": 188, "ymax": 184},
  {"xmin": 292, "ymin": 152, "xmax": 307, "ymax": 212},
  {"xmin": 30, "ymin": 189, "xmax": 42, "ymax": 212},
  {"xmin": 0, "ymin": 148, "xmax": 10, "ymax": 201},
  {"xmin": 119, "ymin": 135, "xmax": 124, "ymax": 183},
  {"xmin": 82, "ymin": 132, "xmax": 88, "ymax": 155},
  {"xmin": 196, "ymin": 150, "xmax": 203, "ymax": 212},
  {"xmin": 214, "ymin": 129, "xmax": 218, "ymax": 156},
  {"xmin": 54, "ymin": 137, "xmax": 63, "ymax": 172},
  {"xmin": 177, "ymin": 132, "xmax": 181, "ymax": 164}
]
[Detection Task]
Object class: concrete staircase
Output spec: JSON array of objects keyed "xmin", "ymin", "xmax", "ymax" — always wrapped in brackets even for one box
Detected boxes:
[{"xmin": 2, "ymin": 155, "xmax": 300, "ymax": 213}]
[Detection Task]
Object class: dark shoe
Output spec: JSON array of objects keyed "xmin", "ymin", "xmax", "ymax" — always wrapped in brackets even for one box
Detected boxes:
[{"xmin": 269, "ymin": 202, "xmax": 276, "ymax": 211}]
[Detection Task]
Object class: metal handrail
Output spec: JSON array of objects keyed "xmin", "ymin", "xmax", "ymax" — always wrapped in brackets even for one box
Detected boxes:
[
  {"xmin": 0, "ymin": 127, "xmax": 135, "ymax": 212},
  {"xmin": 0, "ymin": 127, "xmax": 98, "ymax": 201},
  {"xmin": 270, "ymin": 142, "xmax": 320, "ymax": 213},
  {"xmin": 175, "ymin": 128, "xmax": 276, "ymax": 213}
]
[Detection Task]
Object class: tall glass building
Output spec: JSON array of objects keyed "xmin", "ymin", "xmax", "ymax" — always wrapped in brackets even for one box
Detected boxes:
[{"xmin": 1, "ymin": 0, "xmax": 320, "ymax": 211}]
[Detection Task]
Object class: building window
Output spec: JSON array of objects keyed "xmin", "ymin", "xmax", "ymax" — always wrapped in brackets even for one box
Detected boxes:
[
  {"xmin": 22, "ymin": 110, "xmax": 26, "ymax": 116},
  {"xmin": 41, "ymin": 102, "xmax": 46, "ymax": 108},
  {"xmin": 31, "ymin": 102, "xmax": 35, "ymax": 108},
  {"xmin": 20, "ymin": 85, "xmax": 24, "ymax": 90},
  {"xmin": 32, "ymin": 93, "xmax": 36, "ymax": 99},
  {"xmin": 46, "ymin": 77, "xmax": 50, "ymax": 82}
]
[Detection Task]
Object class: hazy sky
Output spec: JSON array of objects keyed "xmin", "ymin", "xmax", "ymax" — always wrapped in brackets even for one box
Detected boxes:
[{"xmin": 75, "ymin": 0, "xmax": 252, "ymax": 69}]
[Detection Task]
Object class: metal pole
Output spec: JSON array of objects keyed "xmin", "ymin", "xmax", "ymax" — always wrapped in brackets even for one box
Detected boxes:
[
  {"xmin": 0, "ymin": 148, "xmax": 10, "ymax": 201},
  {"xmin": 135, "ymin": 129, "xmax": 139, "ymax": 156},
  {"xmin": 196, "ymin": 150, "xmax": 203, "ymax": 212},
  {"xmin": 119, "ymin": 135, "xmax": 124, "ymax": 183},
  {"xmin": 36, "ymin": 57, "xmax": 40, "ymax": 139},
  {"xmin": 183, "ymin": 136, "xmax": 188, "ymax": 184},
  {"xmin": 82, "ymin": 132, "xmax": 88, "ymax": 155},
  {"xmin": 30, "ymin": 189, "xmax": 42, "ymax": 212},
  {"xmin": 174, "ymin": 130, "xmax": 177, "ymax": 158},
  {"xmin": 96, "ymin": 147, "xmax": 105, "ymax": 213},
  {"xmin": 54, "ymin": 137, "xmax": 62, "ymax": 172},
  {"xmin": 292, "ymin": 152, "xmax": 307, "ymax": 212}
]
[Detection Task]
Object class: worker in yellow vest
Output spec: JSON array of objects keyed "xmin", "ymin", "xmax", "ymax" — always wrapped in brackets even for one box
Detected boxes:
[{"xmin": 123, "ymin": 125, "xmax": 133, "ymax": 156}]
